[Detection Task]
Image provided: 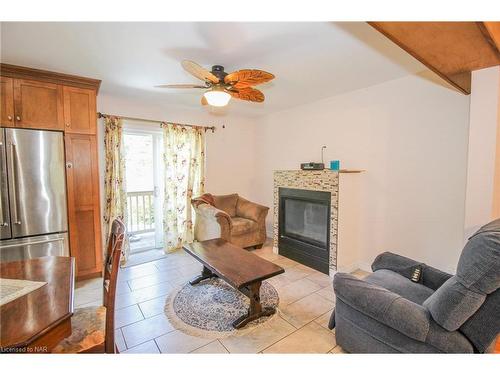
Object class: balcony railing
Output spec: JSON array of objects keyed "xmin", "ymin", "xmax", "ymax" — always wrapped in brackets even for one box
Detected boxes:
[{"xmin": 126, "ymin": 190, "xmax": 155, "ymax": 234}]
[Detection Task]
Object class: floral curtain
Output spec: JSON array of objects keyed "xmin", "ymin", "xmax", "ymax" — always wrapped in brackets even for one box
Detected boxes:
[
  {"xmin": 162, "ymin": 123, "xmax": 205, "ymax": 252},
  {"xmin": 103, "ymin": 116, "xmax": 129, "ymax": 264}
]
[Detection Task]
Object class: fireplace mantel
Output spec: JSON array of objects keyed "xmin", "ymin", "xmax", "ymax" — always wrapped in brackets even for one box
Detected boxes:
[{"xmin": 273, "ymin": 169, "xmax": 363, "ymax": 276}]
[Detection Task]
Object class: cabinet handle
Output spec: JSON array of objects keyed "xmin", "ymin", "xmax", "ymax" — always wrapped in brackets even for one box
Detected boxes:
[
  {"xmin": 15, "ymin": 116, "xmax": 21, "ymax": 121},
  {"xmin": 65, "ymin": 123, "xmax": 70, "ymax": 128},
  {"xmin": 66, "ymin": 162, "xmax": 73, "ymax": 169},
  {"xmin": 7, "ymin": 115, "xmax": 12, "ymax": 121}
]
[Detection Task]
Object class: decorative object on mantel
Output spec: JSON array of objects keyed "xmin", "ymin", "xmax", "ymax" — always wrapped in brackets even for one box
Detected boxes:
[
  {"xmin": 155, "ymin": 60, "xmax": 275, "ymax": 107},
  {"xmin": 330, "ymin": 160, "xmax": 340, "ymax": 171},
  {"xmin": 0, "ymin": 278, "xmax": 47, "ymax": 306},
  {"xmin": 300, "ymin": 162, "xmax": 325, "ymax": 170},
  {"xmin": 300, "ymin": 145, "xmax": 330, "ymax": 170},
  {"xmin": 164, "ymin": 278, "xmax": 279, "ymax": 339},
  {"xmin": 321, "ymin": 145, "xmax": 327, "ymax": 164}
]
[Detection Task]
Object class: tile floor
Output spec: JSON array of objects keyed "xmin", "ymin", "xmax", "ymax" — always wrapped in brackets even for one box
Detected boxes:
[
  {"xmin": 129, "ymin": 231, "xmax": 155, "ymax": 252},
  {"xmin": 75, "ymin": 239, "xmax": 369, "ymax": 354},
  {"xmin": 125, "ymin": 248, "xmax": 168, "ymax": 268}
]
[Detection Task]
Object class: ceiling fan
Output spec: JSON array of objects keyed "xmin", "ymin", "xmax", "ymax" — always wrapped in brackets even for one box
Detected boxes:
[{"xmin": 156, "ymin": 60, "xmax": 275, "ymax": 107}]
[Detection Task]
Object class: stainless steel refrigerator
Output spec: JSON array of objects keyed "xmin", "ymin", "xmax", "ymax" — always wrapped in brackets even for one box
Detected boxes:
[{"xmin": 0, "ymin": 128, "xmax": 69, "ymax": 262}]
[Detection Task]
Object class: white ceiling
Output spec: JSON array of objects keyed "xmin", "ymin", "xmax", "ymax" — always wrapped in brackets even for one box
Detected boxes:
[{"xmin": 0, "ymin": 22, "xmax": 427, "ymax": 117}]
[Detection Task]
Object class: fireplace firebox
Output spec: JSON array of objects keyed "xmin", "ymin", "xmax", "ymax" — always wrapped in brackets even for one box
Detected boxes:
[{"xmin": 278, "ymin": 188, "xmax": 331, "ymax": 274}]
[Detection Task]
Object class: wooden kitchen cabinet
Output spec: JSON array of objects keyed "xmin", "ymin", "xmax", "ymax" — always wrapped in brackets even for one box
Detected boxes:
[
  {"xmin": 0, "ymin": 76, "xmax": 15, "ymax": 127},
  {"xmin": 63, "ymin": 86, "xmax": 97, "ymax": 134},
  {"xmin": 13, "ymin": 78, "xmax": 64, "ymax": 130},
  {"xmin": 1, "ymin": 63, "xmax": 103, "ymax": 280},
  {"xmin": 65, "ymin": 133, "xmax": 103, "ymax": 279}
]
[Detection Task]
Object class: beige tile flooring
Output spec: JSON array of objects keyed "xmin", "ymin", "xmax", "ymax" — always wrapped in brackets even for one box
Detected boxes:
[{"xmin": 75, "ymin": 240, "xmax": 369, "ymax": 354}]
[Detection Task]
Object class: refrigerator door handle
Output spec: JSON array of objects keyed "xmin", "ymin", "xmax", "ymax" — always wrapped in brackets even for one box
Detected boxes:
[
  {"xmin": 0, "ymin": 184, "xmax": 2, "ymax": 224},
  {"xmin": 8, "ymin": 142, "xmax": 21, "ymax": 225},
  {"xmin": 0, "ymin": 185, "xmax": 6, "ymax": 226},
  {"xmin": 0, "ymin": 140, "xmax": 7, "ymax": 227}
]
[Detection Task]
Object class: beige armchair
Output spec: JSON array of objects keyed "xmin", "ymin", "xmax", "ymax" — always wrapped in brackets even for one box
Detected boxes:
[{"xmin": 191, "ymin": 193, "xmax": 269, "ymax": 249}]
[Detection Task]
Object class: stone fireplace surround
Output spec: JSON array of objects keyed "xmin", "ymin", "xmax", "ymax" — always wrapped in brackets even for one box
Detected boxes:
[{"xmin": 273, "ymin": 170, "xmax": 339, "ymax": 275}]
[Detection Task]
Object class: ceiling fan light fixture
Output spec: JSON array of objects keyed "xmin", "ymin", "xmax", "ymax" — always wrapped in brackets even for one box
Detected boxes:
[
  {"xmin": 203, "ymin": 89, "xmax": 231, "ymax": 107},
  {"xmin": 157, "ymin": 60, "xmax": 274, "ymax": 107}
]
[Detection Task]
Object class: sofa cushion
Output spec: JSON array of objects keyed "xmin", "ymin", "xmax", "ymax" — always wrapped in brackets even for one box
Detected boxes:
[
  {"xmin": 236, "ymin": 196, "xmax": 268, "ymax": 222},
  {"xmin": 231, "ymin": 217, "xmax": 258, "ymax": 236},
  {"xmin": 460, "ymin": 287, "xmax": 500, "ymax": 353},
  {"xmin": 371, "ymin": 252, "xmax": 452, "ymax": 290},
  {"xmin": 334, "ymin": 273, "xmax": 430, "ymax": 342},
  {"xmin": 424, "ymin": 219, "xmax": 500, "ymax": 331},
  {"xmin": 423, "ymin": 276, "xmax": 486, "ymax": 331},
  {"xmin": 336, "ymin": 298, "xmax": 474, "ymax": 353},
  {"xmin": 214, "ymin": 194, "xmax": 239, "ymax": 217},
  {"xmin": 364, "ymin": 269, "xmax": 435, "ymax": 305},
  {"xmin": 53, "ymin": 306, "xmax": 106, "ymax": 353},
  {"xmin": 456, "ymin": 219, "xmax": 500, "ymax": 294}
]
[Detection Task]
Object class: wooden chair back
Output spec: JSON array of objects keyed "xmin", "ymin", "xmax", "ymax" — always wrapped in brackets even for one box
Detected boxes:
[{"xmin": 102, "ymin": 218, "xmax": 126, "ymax": 353}]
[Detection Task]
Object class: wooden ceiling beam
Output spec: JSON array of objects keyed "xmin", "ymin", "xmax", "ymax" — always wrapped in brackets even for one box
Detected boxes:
[
  {"xmin": 368, "ymin": 22, "xmax": 500, "ymax": 95},
  {"xmin": 480, "ymin": 22, "xmax": 500, "ymax": 54}
]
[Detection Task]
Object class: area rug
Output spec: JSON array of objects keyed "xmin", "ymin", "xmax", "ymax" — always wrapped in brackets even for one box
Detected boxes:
[{"xmin": 164, "ymin": 277, "xmax": 280, "ymax": 339}]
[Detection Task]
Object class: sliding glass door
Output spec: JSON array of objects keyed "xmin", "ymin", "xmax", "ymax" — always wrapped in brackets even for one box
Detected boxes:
[{"xmin": 123, "ymin": 126, "xmax": 164, "ymax": 252}]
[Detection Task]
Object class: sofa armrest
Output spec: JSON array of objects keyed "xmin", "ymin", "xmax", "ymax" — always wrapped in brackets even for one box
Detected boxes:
[
  {"xmin": 372, "ymin": 252, "xmax": 452, "ymax": 290},
  {"xmin": 236, "ymin": 197, "xmax": 269, "ymax": 223},
  {"xmin": 333, "ymin": 273, "xmax": 430, "ymax": 342},
  {"xmin": 192, "ymin": 203, "xmax": 232, "ymax": 241}
]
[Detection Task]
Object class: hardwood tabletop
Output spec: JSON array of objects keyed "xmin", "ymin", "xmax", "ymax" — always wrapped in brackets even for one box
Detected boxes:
[
  {"xmin": 183, "ymin": 239, "xmax": 284, "ymax": 289},
  {"xmin": 0, "ymin": 256, "xmax": 75, "ymax": 349}
]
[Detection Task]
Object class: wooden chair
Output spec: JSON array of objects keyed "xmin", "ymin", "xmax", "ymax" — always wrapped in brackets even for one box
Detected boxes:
[{"xmin": 53, "ymin": 219, "xmax": 126, "ymax": 353}]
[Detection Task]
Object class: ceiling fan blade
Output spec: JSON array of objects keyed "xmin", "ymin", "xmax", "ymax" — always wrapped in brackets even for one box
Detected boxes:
[
  {"xmin": 230, "ymin": 87, "xmax": 265, "ymax": 103},
  {"xmin": 181, "ymin": 60, "xmax": 219, "ymax": 83},
  {"xmin": 224, "ymin": 69, "xmax": 274, "ymax": 88},
  {"xmin": 201, "ymin": 96, "xmax": 208, "ymax": 106},
  {"xmin": 155, "ymin": 84, "xmax": 208, "ymax": 89}
]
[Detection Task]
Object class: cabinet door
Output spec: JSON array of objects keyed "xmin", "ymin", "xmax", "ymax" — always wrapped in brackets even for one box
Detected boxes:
[
  {"xmin": 65, "ymin": 134, "xmax": 103, "ymax": 278},
  {"xmin": 13, "ymin": 79, "xmax": 64, "ymax": 130},
  {"xmin": 63, "ymin": 86, "xmax": 97, "ymax": 134},
  {"xmin": 1, "ymin": 77, "xmax": 15, "ymax": 127}
]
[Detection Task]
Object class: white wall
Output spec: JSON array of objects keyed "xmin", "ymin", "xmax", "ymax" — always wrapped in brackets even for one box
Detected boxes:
[
  {"xmin": 253, "ymin": 75, "xmax": 470, "ymax": 272},
  {"xmin": 464, "ymin": 67, "xmax": 500, "ymax": 238}
]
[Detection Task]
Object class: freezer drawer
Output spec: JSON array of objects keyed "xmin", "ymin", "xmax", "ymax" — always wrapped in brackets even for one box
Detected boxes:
[{"xmin": 0, "ymin": 232, "xmax": 69, "ymax": 262}]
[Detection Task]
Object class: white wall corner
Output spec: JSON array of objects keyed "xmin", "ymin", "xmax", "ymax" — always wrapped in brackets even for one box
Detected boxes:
[{"xmin": 464, "ymin": 66, "xmax": 500, "ymax": 240}]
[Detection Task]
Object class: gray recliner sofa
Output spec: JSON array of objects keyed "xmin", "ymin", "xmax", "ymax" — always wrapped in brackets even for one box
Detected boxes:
[{"xmin": 329, "ymin": 218, "xmax": 500, "ymax": 353}]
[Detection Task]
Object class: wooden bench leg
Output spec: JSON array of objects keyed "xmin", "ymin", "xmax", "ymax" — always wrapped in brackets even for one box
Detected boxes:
[
  {"xmin": 189, "ymin": 266, "xmax": 215, "ymax": 285},
  {"xmin": 232, "ymin": 281, "xmax": 276, "ymax": 329}
]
